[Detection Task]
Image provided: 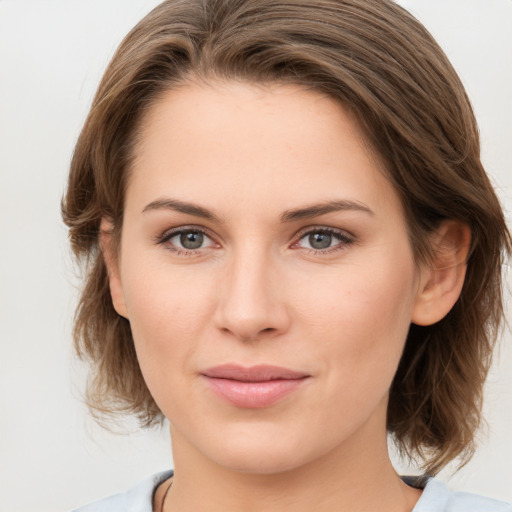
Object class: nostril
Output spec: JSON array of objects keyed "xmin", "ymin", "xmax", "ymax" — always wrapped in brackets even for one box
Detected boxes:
[{"xmin": 253, "ymin": 327, "xmax": 280, "ymax": 340}]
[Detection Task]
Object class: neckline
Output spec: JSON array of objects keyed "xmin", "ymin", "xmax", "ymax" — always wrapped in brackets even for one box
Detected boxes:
[{"xmin": 151, "ymin": 471, "xmax": 433, "ymax": 512}]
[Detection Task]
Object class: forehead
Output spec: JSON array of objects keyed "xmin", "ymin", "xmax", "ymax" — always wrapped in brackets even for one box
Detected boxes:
[
  {"xmin": 135, "ymin": 81, "xmax": 368, "ymax": 160},
  {"xmin": 126, "ymin": 80, "xmax": 402, "ymax": 222}
]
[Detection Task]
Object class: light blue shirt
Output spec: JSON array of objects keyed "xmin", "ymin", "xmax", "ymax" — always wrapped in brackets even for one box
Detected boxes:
[{"xmin": 73, "ymin": 470, "xmax": 512, "ymax": 512}]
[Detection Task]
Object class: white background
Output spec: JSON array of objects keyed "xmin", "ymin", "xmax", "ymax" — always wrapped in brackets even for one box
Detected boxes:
[{"xmin": 0, "ymin": 1, "xmax": 510, "ymax": 510}]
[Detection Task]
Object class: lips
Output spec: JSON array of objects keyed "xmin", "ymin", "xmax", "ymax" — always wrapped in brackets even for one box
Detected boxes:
[{"xmin": 201, "ymin": 364, "xmax": 310, "ymax": 408}]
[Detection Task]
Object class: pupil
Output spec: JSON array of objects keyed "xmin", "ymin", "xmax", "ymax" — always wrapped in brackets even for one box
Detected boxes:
[
  {"xmin": 180, "ymin": 231, "xmax": 203, "ymax": 249},
  {"xmin": 309, "ymin": 232, "xmax": 332, "ymax": 249}
]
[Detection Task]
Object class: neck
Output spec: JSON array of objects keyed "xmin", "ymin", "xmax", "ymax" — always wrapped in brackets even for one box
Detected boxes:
[{"xmin": 164, "ymin": 409, "xmax": 422, "ymax": 512}]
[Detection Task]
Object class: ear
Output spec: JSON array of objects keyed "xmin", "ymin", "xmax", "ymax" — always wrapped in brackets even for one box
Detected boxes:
[
  {"xmin": 99, "ymin": 218, "xmax": 129, "ymax": 319},
  {"xmin": 411, "ymin": 220, "xmax": 471, "ymax": 326}
]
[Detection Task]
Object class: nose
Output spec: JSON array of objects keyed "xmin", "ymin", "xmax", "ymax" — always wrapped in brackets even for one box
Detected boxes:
[{"xmin": 213, "ymin": 246, "xmax": 290, "ymax": 342}]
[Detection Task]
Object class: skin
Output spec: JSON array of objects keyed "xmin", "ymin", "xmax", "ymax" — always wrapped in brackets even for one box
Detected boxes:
[{"xmin": 103, "ymin": 81, "xmax": 470, "ymax": 512}]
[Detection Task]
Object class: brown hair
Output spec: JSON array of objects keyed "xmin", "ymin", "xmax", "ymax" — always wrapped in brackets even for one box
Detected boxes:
[{"xmin": 62, "ymin": 0, "xmax": 510, "ymax": 475}]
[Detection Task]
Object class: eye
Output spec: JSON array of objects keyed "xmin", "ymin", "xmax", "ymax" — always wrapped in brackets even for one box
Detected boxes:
[
  {"xmin": 158, "ymin": 227, "xmax": 217, "ymax": 254},
  {"xmin": 294, "ymin": 227, "xmax": 354, "ymax": 253},
  {"xmin": 174, "ymin": 230, "xmax": 206, "ymax": 250}
]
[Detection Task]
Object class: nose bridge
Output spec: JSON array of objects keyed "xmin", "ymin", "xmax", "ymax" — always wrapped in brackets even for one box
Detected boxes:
[{"xmin": 214, "ymin": 240, "xmax": 288, "ymax": 340}]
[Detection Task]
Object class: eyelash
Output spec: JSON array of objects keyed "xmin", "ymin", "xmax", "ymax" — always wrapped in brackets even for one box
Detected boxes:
[
  {"xmin": 292, "ymin": 226, "xmax": 355, "ymax": 254},
  {"xmin": 155, "ymin": 226, "xmax": 216, "ymax": 257},
  {"xmin": 156, "ymin": 225, "xmax": 355, "ymax": 257}
]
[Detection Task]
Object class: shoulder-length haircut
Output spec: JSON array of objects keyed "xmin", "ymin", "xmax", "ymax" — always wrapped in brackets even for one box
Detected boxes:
[{"xmin": 62, "ymin": 0, "xmax": 510, "ymax": 475}]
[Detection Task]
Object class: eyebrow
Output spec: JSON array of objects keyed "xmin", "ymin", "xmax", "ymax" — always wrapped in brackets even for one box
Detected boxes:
[
  {"xmin": 280, "ymin": 200, "xmax": 374, "ymax": 222},
  {"xmin": 142, "ymin": 197, "xmax": 374, "ymax": 223},
  {"xmin": 142, "ymin": 198, "xmax": 223, "ymax": 222}
]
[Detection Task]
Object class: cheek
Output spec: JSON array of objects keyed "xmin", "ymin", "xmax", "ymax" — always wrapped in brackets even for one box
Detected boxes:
[
  {"xmin": 294, "ymin": 252, "xmax": 417, "ymax": 375},
  {"xmin": 119, "ymin": 253, "xmax": 218, "ymax": 382}
]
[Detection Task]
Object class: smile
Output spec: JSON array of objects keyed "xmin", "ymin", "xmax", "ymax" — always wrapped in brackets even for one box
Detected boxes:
[{"xmin": 201, "ymin": 364, "xmax": 311, "ymax": 408}]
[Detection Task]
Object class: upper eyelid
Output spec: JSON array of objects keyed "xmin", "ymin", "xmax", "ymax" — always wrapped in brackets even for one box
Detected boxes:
[
  {"xmin": 160, "ymin": 225, "xmax": 214, "ymax": 240},
  {"xmin": 160, "ymin": 224, "xmax": 351, "ymax": 237},
  {"xmin": 294, "ymin": 225, "xmax": 354, "ymax": 240}
]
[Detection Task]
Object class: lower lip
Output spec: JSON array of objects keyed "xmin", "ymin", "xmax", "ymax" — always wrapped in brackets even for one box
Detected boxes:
[{"xmin": 202, "ymin": 376, "xmax": 308, "ymax": 408}]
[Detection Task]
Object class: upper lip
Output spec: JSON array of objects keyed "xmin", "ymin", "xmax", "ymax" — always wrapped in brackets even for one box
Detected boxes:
[{"xmin": 201, "ymin": 364, "xmax": 309, "ymax": 382}]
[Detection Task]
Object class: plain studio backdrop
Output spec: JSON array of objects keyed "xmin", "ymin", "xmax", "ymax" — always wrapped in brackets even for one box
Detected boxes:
[{"xmin": 0, "ymin": 1, "xmax": 511, "ymax": 511}]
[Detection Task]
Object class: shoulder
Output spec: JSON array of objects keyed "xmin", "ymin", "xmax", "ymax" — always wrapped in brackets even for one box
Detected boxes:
[
  {"xmin": 72, "ymin": 470, "xmax": 173, "ymax": 512},
  {"xmin": 413, "ymin": 477, "xmax": 512, "ymax": 512}
]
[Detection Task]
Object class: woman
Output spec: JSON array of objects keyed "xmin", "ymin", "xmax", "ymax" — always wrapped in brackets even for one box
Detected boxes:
[{"xmin": 63, "ymin": 0, "xmax": 511, "ymax": 510}]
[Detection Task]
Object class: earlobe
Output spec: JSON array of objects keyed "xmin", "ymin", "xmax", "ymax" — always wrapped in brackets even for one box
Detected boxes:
[
  {"xmin": 100, "ymin": 218, "xmax": 129, "ymax": 319},
  {"xmin": 411, "ymin": 220, "xmax": 471, "ymax": 326}
]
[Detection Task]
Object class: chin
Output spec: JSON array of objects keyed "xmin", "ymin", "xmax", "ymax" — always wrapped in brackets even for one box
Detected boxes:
[
  {"xmin": 214, "ymin": 447, "xmax": 308, "ymax": 475},
  {"xmin": 199, "ymin": 425, "xmax": 328, "ymax": 475}
]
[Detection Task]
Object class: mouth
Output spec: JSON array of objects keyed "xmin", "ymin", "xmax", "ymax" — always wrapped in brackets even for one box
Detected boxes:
[{"xmin": 200, "ymin": 364, "xmax": 311, "ymax": 408}]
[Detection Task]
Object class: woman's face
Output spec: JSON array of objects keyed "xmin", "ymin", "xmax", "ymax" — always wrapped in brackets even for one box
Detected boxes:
[{"xmin": 110, "ymin": 81, "xmax": 426, "ymax": 474}]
